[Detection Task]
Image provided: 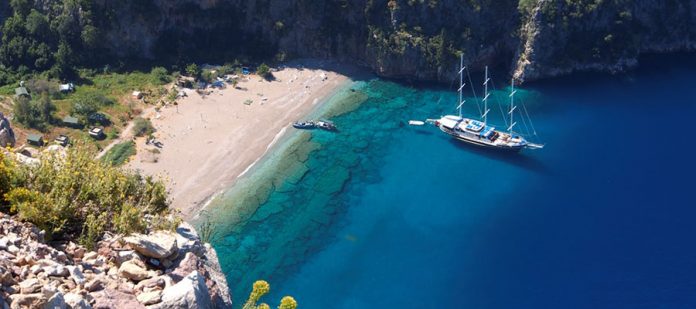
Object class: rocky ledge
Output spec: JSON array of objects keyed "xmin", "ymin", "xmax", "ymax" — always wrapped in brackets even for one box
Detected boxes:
[{"xmin": 0, "ymin": 212, "xmax": 231, "ymax": 309}]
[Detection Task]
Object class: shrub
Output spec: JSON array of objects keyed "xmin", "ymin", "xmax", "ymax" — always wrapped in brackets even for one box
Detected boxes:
[
  {"xmin": 4, "ymin": 145, "xmax": 173, "ymax": 246},
  {"xmin": 185, "ymin": 63, "xmax": 200, "ymax": 79},
  {"xmin": 256, "ymin": 63, "xmax": 272, "ymax": 80},
  {"xmin": 5, "ymin": 187, "xmax": 64, "ymax": 236},
  {"xmin": 132, "ymin": 117, "xmax": 155, "ymax": 137},
  {"xmin": 13, "ymin": 93, "xmax": 55, "ymax": 131},
  {"xmin": 150, "ymin": 67, "xmax": 171, "ymax": 85},
  {"xmin": 113, "ymin": 203, "xmax": 146, "ymax": 235},
  {"xmin": 0, "ymin": 153, "xmax": 20, "ymax": 204}
]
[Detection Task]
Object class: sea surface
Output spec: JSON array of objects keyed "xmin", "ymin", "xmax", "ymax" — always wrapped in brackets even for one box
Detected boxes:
[{"xmin": 202, "ymin": 56, "xmax": 696, "ymax": 308}]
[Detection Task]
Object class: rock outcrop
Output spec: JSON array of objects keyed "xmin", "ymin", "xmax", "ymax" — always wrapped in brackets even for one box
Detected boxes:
[
  {"xmin": 0, "ymin": 213, "xmax": 232, "ymax": 309},
  {"xmin": 0, "ymin": 112, "xmax": 16, "ymax": 148}
]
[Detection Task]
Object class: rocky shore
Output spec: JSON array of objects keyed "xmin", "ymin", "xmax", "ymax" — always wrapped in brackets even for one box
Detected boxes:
[{"xmin": 0, "ymin": 212, "xmax": 231, "ymax": 309}]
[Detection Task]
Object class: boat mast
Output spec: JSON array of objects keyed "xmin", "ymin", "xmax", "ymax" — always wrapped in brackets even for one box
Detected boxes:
[
  {"xmin": 457, "ymin": 54, "xmax": 465, "ymax": 118},
  {"xmin": 482, "ymin": 66, "xmax": 490, "ymax": 125},
  {"xmin": 508, "ymin": 77, "xmax": 517, "ymax": 134}
]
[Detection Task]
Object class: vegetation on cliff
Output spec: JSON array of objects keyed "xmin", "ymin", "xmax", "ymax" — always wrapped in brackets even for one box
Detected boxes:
[
  {"xmin": 0, "ymin": 146, "xmax": 175, "ymax": 249},
  {"xmin": 0, "ymin": 0, "xmax": 694, "ymax": 82}
]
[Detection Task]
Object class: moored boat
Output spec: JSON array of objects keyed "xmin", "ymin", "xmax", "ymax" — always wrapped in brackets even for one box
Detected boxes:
[
  {"xmin": 316, "ymin": 120, "xmax": 337, "ymax": 131},
  {"xmin": 292, "ymin": 121, "xmax": 316, "ymax": 129},
  {"xmin": 432, "ymin": 55, "xmax": 543, "ymax": 152}
]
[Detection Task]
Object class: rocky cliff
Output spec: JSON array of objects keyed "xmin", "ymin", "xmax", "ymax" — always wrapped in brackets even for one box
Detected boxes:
[
  {"xmin": 0, "ymin": 112, "xmax": 16, "ymax": 148},
  {"xmin": 1, "ymin": 0, "xmax": 695, "ymax": 83},
  {"xmin": 0, "ymin": 213, "xmax": 232, "ymax": 308},
  {"xmin": 513, "ymin": 0, "xmax": 696, "ymax": 82}
]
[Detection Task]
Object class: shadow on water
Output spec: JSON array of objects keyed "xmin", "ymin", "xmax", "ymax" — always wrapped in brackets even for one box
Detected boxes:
[
  {"xmin": 446, "ymin": 139, "xmax": 550, "ymax": 174},
  {"xmin": 412, "ymin": 129, "xmax": 434, "ymax": 136}
]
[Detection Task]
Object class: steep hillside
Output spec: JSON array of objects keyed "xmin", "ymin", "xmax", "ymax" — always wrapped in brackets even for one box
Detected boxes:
[{"xmin": 0, "ymin": 0, "xmax": 695, "ymax": 83}]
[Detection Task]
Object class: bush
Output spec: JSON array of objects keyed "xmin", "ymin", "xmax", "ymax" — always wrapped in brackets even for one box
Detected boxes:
[
  {"xmin": 256, "ymin": 63, "xmax": 271, "ymax": 78},
  {"xmin": 132, "ymin": 117, "xmax": 155, "ymax": 137},
  {"xmin": 185, "ymin": 63, "xmax": 200, "ymax": 79},
  {"xmin": 0, "ymin": 152, "xmax": 20, "ymax": 204},
  {"xmin": 150, "ymin": 67, "xmax": 171, "ymax": 85},
  {"xmin": 13, "ymin": 93, "xmax": 55, "ymax": 131},
  {"xmin": 3, "ymin": 145, "xmax": 173, "ymax": 247}
]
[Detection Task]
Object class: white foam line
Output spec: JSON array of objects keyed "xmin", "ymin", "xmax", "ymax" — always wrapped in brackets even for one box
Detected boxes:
[
  {"xmin": 237, "ymin": 126, "xmax": 288, "ymax": 179},
  {"xmin": 193, "ymin": 190, "xmax": 223, "ymax": 219}
]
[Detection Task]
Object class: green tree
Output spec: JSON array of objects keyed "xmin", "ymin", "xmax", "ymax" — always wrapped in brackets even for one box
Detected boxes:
[
  {"xmin": 186, "ymin": 63, "xmax": 200, "ymax": 79},
  {"xmin": 53, "ymin": 41, "xmax": 74, "ymax": 78},
  {"xmin": 256, "ymin": 63, "xmax": 272, "ymax": 79},
  {"xmin": 13, "ymin": 94, "xmax": 55, "ymax": 131},
  {"xmin": 151, "ymin": 67, "xmax": 171, "ymax": 85},
  {"xmin": 25, "ymin": 10, "xmax": 49, "ymax": 38},
  {"xmin": 81, "ymin": 24, "xmax": 100, "ymax": 49}
]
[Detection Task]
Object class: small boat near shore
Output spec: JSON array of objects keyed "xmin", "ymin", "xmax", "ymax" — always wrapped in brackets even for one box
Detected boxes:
[
  {"xmin": 316, "ymin": 120, "xmax": 337, "ymax": 131},
  {"xmin": 292, "ymin": 121, "xmax": 316, "ymax": 129},
  {"xmin": 293, "ymin": 120, "xmax": 337, "ymax": 131}
]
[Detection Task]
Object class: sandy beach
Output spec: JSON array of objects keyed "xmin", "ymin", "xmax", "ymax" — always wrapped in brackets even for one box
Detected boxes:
[{"xmin": 127, "ymin": 61, "xmax": 351, "ymax": 218}]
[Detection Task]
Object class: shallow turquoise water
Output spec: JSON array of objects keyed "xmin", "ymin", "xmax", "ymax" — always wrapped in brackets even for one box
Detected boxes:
[{"xmin": 206, "ymin": 58, "xmax": 696, "ymax": 308}]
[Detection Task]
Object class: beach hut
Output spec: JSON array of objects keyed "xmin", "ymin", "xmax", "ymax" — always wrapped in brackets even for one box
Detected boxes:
[
  {"xmin": 89, "ymin": 127, "xmax": 105, "ymax": 139},
  {"xmin": 62, "ymin": 115, "xmax": 81, "ymax": 128},
  {"xmin": 14, "ymin": 87, "xmax": 30, "ymax": 99},
  {"xmin": 132, "ymin": 91, "xmax": 143, "ymax": 100},
  {"xmin": 27, "ymin": 134, "xmax": 44, "ymax": 146},
  {"xmin": 59, "ymin": 83, "xmax": 75, "ymax": 93},
  {"xmin": 54, "ymin": 135, "xmax": 69, "ymax": 147}
]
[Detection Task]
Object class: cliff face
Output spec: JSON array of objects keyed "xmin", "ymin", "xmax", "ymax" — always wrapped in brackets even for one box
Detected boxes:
[
  {"xmin": 1, "ymin": 0, "xmax": 695, "ymax": 82},
  {"xmin": 513, "ymin": 0, "xmax": 696, "ymax": 82}
]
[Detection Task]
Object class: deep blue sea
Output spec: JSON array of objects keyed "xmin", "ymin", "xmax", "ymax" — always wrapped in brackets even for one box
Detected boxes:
[{"xmin": 204, "ymin": 56, "xmax": 696, "ymax": 308}]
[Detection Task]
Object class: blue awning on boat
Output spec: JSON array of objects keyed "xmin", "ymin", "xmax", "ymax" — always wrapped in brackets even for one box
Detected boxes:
[{"xmin": 481, "ymin": 126, "xmax": 495, "ymax": 137}]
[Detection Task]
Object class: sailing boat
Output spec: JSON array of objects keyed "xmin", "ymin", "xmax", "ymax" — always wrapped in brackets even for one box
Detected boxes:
[{"xmin": 431, "ymin": 55, "xmax": 544, "ymax": 152}]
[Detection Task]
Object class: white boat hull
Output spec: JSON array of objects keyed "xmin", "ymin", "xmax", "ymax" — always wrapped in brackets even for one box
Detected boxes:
[{"xmin": 439, "ymin": 125, "xmax": 524, "ymax": 152}]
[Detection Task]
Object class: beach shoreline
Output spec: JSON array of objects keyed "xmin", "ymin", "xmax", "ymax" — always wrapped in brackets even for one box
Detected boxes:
[{"xmin": 127, "ymin": 60, "xmax": 354, "ymax": 219}]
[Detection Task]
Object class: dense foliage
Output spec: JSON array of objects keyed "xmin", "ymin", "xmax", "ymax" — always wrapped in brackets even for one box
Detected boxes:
[
  {"xmin": 13, "ymin": 93, "xmax": 55, "ymax": 131},
  {"xmin": 0, "ymin": 0, "xmax": 106, "ymax": 82},
  {"xmin": 0, "ymin": 146, "xmax": 174, "ymax": 249}
]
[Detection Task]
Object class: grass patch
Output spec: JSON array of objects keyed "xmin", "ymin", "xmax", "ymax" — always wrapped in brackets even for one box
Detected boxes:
[{"xmin": 101, "ymin": 141, "xmax": 136, "ymax": 166}]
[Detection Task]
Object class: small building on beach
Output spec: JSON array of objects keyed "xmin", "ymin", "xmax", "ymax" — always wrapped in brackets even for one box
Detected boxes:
[
  {"xmin": 14, "ymin": 87, "xmax": 30, "ymax": 99},
  {"xmin": 59, "ymin": 83, "xmax": 75, "ymax": 93},
  {"xmin": 89, "ymin": 127, "xmax": 105, "ymax": 139},
  {"xmin": 62, "ymin": 115, "xmax": 81, "ymax": 128},
  {"xmin": 27, "ymin": 134, "xmax": 44, "ymax": 146}
]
